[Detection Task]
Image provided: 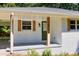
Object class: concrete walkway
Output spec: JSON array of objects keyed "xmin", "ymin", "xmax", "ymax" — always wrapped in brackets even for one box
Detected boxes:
[{"xmin": 0, "ymin": 49, "xmax": 9, "ymax": 56}]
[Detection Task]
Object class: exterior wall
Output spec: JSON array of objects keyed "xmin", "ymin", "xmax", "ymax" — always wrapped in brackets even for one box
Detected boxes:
[
  {"xmin": 13, "ymin": 12, "xmax": 79, "ymax": 54},
  {"xmin": 13, "ymin": 13, "xmax": 62, "ymax": 45},
  {"xmin": 50, "ymin": 17, "xmax": 62, "ymax": 44},
  {"xmin": 62, "ymin": 18, "xmax": 67, "ymax": 32},
  {"xmin": 14, "ymin": 16, "xmax": 46, "ymax": 44},
  {"xmin": 62, "ymin": 32, "xmax": 79, "ymax": 53}
]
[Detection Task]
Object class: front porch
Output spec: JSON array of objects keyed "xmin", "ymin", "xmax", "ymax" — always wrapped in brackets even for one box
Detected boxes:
[
  {"xmin": 0, "ymin": 12, "xmax": 62, "ymax": 54},
  {"xmin": 9, "ymin": 32, "xmax": 79, "ymax": 53}
]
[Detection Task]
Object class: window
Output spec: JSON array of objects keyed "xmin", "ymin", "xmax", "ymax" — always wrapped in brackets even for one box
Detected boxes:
[
  {"xmin": 22, "ymin": 21, "xmax": 31, "ymax": 30},
  {"xmin": 70, "ymin": 20, "xmax": 79, "ymax": 30}
]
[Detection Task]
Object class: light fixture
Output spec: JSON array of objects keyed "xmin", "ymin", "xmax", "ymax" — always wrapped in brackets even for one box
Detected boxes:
[{"xmin": 39, "ymin": 23, "xmax": 40, "ymax": 27}]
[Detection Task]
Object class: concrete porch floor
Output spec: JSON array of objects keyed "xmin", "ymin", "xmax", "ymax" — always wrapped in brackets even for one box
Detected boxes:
[
  {"xmin": 7, "ymin": 43, "xmax": 61, "ymax": 51},
  {"xmin": 6, "ymin": 43, "xmax": 61, "ymax": 55}
]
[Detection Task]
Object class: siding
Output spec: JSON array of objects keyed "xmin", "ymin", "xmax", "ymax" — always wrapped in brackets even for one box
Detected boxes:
[
  {"xmin": 62, "ymin": 18, "xmax": 67, "ymax": 32},
  {"xmin": 14, "ymin": 16, "xmax": 43, "ymax": 44}
]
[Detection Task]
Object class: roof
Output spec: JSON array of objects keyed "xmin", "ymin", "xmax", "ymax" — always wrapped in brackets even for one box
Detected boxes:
[{"xmin": 0, "ymin": 7, "xmax": 79, "ymax": 16}]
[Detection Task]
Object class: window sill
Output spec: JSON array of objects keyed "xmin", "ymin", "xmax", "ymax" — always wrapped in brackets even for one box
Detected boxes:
[{"xmin": 70, "ymin": 30, "xmax": 79, "ymax": 32}]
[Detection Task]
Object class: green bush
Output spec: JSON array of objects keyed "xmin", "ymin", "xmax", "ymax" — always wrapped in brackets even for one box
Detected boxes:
[
  {"xmin": 68, "ymin": 53, "xmax": 79, "ymax": 56},
  {"xmin": 0, "ymin": 26, "xmax": 10, "ymax": 37},
  {"xmin": 42, "ymin": 48, "xmax": 52, "ymax": 56},
  {"xmin": 27, "ymin": 48, "xmax": 40, "ymax": 56}
]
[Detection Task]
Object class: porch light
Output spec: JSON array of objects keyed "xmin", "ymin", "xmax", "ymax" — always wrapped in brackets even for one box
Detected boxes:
[
  {"xmin": 11, "ymin": 12, "xmax": 14, "ymax": 16},
  {"xmin": 10, "ymin": 12, "xmax": 14, "ymax": 18},
  {"xmin": 39, "ymin": 23, "xmax": 40, "ymax": 27}
]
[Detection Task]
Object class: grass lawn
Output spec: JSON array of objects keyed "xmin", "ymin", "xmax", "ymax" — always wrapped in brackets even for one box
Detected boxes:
[{"xmin": 8, "ymin": 48, "xmax": 79, "ymax": 56}]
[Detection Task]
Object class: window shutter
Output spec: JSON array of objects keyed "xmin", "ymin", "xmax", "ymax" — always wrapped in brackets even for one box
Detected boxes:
[
  {"xmin": 47, "ymin": 17, "xmax": 50, "ymax": 33},
  {"xmin": 32, "ymin": 20, "xmax": 36, "ymax": 31},
  {"xmin": 67, "ymin": 18, "xmax": 70, "ymax": 31},
  {"xmin": 18, "ymin": 17, "xmax": 21, "ymax": 31}
]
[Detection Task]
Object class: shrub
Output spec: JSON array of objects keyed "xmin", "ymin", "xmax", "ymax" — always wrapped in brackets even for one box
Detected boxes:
[
  {"xmin": 55, "ymin": 53, "xmax": 79, "ymax": 56},
  {"xmin": 0, "ymin": 26, "xmax": 10, "ymax": 37},
  {"xmin": 69, "ymin": 53, "xmax": 79, "ymax": 56},
  {"xmin": 56, "ymin": 53, "xmax": 69, "ymax": 56},
  {"xmin": 27, "ymin": 48, "xmax": 40, "ymax": 56},
  {"xmin": 42, "ymin": 48, "xmax": 52, "ymax": 56}
]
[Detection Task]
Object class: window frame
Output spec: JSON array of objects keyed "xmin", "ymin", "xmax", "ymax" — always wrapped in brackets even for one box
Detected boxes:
[
  {"xmin": 22, "ymin": 21, "xmax": 32, "ymax": 30},
  {"xmin": 70, "ymin": 19, "xmax": 79, "ymax": 31}
]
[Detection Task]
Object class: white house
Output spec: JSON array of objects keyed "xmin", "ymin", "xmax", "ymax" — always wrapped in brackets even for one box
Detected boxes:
[{"xmin": 0, "ymin": 7, "xmax": 79, "ymax": 54}]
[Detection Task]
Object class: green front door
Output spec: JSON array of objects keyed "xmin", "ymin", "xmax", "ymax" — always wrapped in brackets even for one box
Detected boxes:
[{"xmin": 42, "ymin": 21, "xmax": 47, "ymax": 41}]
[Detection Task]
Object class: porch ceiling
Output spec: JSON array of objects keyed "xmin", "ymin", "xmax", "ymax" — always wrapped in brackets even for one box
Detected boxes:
[
  {"xmin": 0, "ymin": 7, "xmax": 79, "ymax": 16},
  {"xmin": 0, "ymin": 19, "xmax": 10, "ymax": 22},
  {"xmin": 0, "ymin": 7, "xmax": 79, "ymax": 21}
]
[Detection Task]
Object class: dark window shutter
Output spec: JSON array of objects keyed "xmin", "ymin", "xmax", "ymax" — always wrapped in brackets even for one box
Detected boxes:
[
  {"xmin": 32, "ymin": 20, "xmax": 36, "ymax": 31},
  {"xmin": 18, "ymin": 17, "xmax": 21, "ymax": 31},
  {"xmin": 67, "ymin": 18, "xmax": 70, "ymax": 31}
]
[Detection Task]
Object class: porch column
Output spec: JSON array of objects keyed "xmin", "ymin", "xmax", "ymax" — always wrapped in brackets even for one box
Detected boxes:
[
  {"xmin": 47, "ymin": 17, "xmax": 50, "ymax": 46},
  {"xmin": 10, "ymin": 12, "xmax": 14, "ymax": 54}
]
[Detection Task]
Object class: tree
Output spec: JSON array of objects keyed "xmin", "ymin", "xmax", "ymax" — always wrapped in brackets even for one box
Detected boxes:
[
  {"xmin": 0, "ymin": 3, "xmax": 79, "ymax": 11},
  {"xmin": 0, "ymin": 3, "xmax": 16, "ymax": 7}
]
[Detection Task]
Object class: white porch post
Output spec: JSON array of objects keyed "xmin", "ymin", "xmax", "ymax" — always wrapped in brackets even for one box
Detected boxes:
[
  {"xmin": 10, "ymin": 12, "xmax": 14, "ymax": 54},
  {"xmin": 47, "ymin": 33, "xmax": 50, "ymax": 46},
  {"xmin": 47, "ymin": 17, "xmax": 50, "ymax": 46}
]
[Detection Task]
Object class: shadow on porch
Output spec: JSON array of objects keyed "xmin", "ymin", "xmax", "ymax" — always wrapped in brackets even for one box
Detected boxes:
[
  {"xmin": 10, "ymin": 42, "xmax": 61, "ymax": 51},
  {"xmin": 0, "ymin": 39, "xmax": 10, "ymax": 49}
]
